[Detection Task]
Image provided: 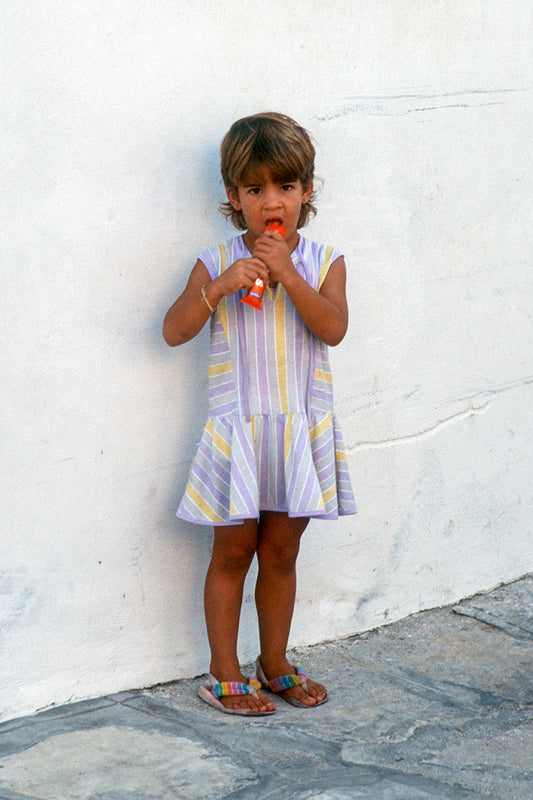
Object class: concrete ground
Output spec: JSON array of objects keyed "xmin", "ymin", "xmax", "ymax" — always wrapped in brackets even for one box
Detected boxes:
[{"xmin": 0, "ymin": 577, "xmax": 531, "ymax": 800}]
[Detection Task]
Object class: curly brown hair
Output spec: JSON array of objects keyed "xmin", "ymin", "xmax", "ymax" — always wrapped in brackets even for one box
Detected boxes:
[{"xmin": 220, "ymin": 112, "xmax": 317, "ymax": 231}]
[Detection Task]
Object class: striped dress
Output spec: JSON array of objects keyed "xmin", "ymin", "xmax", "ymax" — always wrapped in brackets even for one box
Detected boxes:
[{"xmin": 176, "ymin": 234, "xmax": 357, "ymax": 526}]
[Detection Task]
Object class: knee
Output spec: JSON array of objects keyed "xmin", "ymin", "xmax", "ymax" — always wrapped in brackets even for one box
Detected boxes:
[
  {"xmin": 257, "ymin": 539, "xmax": 300, "ymax": 575},
  {"xmin": 211, "ymin": 540, "xmax": 257, "ymax": 576}
]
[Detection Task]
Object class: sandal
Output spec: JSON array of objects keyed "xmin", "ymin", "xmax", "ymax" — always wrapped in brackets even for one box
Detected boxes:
[
  {"xmin": 198, "ymin": 674, "xmax": 276, "ymax": 716},
  {"xmin": 255, "ymin": 657, "xmax": 328, "ymax": 708}
]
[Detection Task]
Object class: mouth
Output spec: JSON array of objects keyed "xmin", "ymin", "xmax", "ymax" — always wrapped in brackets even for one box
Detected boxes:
[{"xmin": 265, "ymin": 218, "xmax": 284, "ymax": 228}]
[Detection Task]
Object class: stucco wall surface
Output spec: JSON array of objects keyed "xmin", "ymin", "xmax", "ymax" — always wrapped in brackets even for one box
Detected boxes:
[{"xmin": 1, "ymin": 1, "xmax": 532, "ymax": 721}]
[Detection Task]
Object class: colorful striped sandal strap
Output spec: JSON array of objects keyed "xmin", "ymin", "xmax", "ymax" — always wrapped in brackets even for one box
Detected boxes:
[
  {"xmin": 267, "ymin": 665, "xmax": 309, "ymax": 694},
  {"xmin": 212, "ymin": 676, "xmax": 261, "ymax": 698}
]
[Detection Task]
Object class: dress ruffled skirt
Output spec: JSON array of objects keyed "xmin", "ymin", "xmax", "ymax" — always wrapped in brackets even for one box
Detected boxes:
[{"xmin": 177, "ymin": 411, "xmax": 357, "ymax": 526}]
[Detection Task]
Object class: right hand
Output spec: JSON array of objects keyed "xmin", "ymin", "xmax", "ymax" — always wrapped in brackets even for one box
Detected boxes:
[{"xmin": 214, "ymin": 257, "xmax": 269, "ymax": 297}]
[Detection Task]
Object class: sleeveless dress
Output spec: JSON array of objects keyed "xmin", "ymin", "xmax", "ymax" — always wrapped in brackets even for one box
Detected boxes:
[{"xmin": 176, "ymin": 234, "xmax": 357, "ymax": 526}]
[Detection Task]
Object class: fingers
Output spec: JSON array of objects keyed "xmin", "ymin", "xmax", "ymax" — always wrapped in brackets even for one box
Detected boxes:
[
  {"xmin": 238, "ymin": 260, "xmax": 269, "ymax": 292},
  {"xmin": 252, "ymin": 232, "xmax": 290, "ymax": 270},
  {"xmin": 246, "ymin": 257, "xmax": 269, "ymax": 282},
  {"xmin": 219, "ymin": 257, "xmax": 269, "ymax": 295},
  {"xmin": 253, "ymin": 232, "xmax": 285, "ymax": 256}
]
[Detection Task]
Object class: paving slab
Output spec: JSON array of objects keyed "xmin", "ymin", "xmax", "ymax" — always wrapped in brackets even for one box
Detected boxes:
[{"xmin": 0, "ymin": 577, "xmax": 531, "ymax": 800}]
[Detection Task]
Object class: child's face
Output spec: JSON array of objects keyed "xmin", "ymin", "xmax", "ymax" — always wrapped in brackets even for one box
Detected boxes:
[{"xmin": 226, "ymin": 167, "xmax": 313, "ymax": 245}]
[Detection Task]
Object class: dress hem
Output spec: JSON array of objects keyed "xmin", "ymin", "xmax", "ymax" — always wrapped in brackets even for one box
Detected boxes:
[{"xmin": 176, "ymin": 506, "xmax": 357, "ymax": 527}]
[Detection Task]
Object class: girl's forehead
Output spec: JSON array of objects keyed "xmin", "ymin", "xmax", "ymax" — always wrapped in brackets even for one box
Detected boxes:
[{"xmin": 240, "ymin": 164, "xmax": 299, "ymax": 186}]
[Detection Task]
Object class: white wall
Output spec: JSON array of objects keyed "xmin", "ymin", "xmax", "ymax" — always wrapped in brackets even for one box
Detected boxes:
[{"xmin": 1, "ymin": 1, "xmax": 532, "ymax": 721}]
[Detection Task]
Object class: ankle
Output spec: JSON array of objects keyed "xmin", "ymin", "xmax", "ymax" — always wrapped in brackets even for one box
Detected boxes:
[
  {"xmin": 258, "ymin": 654, "xmax": 292, "ymax": 678},
  {"xmin": 209, "ymin": 662, "xmax": 245, "ymax": 682}
]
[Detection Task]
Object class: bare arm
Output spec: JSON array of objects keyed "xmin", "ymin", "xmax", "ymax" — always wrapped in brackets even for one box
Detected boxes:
[
  {"xmin": 162, "ymin": 256, "xmax": 269, "ymax": 346},
  {"xmin": 253, "ymin": 231, "xmax": 349, "ymax": 346},
  {"xmin": 283, "ymin": 255, "xmax": 349, "ymax": 346}
]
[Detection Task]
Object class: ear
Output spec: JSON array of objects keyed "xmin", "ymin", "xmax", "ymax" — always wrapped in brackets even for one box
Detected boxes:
[
  {"xmin": 302, "ymin": 181, "xmax": 314, "ymax": 204},
  {"xmin": 226, "ymin": 186, "xmax": 242, "ymax": 211}
]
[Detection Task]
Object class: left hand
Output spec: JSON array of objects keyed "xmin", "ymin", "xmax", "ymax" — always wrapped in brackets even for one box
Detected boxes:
[{"xmin": 252, "ymin": 230, "xmax": 295, "ymax": 286}]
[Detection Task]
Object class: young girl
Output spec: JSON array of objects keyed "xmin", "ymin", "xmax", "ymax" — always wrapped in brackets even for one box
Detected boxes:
[{"xmin": 163, "ymin": 112, "xmax": 356, "ymax": 716}]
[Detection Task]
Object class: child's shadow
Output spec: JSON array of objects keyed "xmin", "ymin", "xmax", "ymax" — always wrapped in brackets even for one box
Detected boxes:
[
  {"xmin": 151, "ymin": 140, "xmax": 231, "ymax": 532},
  {"xmin": 147, "ymin": 294, "xmax": 213, "ymax": 668},
  {"xmin": 142, "ymin": 141, "xmax": 233, "ymax": 672}
]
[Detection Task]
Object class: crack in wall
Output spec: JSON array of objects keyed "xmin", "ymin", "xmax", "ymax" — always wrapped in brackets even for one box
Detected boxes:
[
  {"xmin": 347, "ymin": 402, "xmax": 492, "ymax": 452},
  {"xmin": 345, "ymin": 375, "xmax": 533, "ymax": 452},
  {"xmin": 449, "ymin": 374, "xmax": 533, "ymax": 405},
  {"xmin": 315, "ymin": 87, "xmax": 532, "ymax": 121},
  {"xmin": 314, "ymin": 87, "xmax": 533, "ymax": 122}
]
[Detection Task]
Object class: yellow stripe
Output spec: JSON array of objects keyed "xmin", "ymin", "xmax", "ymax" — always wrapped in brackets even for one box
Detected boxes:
[
  {"xmin": 218, "ymin": 243, "xmax": 227, "ymax": 275},
  {"xmin": 217, "ymin": 244, "xmax": 229, "ymax": 342},
  {"xmin": 322, "ymin": 485, "xmax": 336, "ymax": 503},
  {"xmin": 284, "ymin": 414, "xmax": 294, "ymax": 463},
  {"xmin": 275, "ymin": 288, "xmax": 289, "ymax": 413},
  {"xmin": 309, "ymin": 413, "xmax": 332, "ymax": 442},
  {"xmin": 205, "ymin": 419, "xmax": 231, "ymax": 459},
  {"xmin": 335, "ymin": 449, "xmax": 347, "ymax": 462},
  {"xmin": 318, "ymin": 245, "xmax": 334, "ymax": 290},
  {"xmin": 230, "ymin": 498, "xmax": 238, "ymax": 516},
  {"xmin": 208, "ymin": 362, "xmax": 232, "ymax": 377},
  {"xmin": 212, "ymin": 427, "xmax": 231, "ymax": 459},
  {"xmin": 314, "ymin": 368, "xmax": 333, "ymax": 383},
  {"xmin": 186, "ymin": 484, "xmax": 224, "ymax": 522}
]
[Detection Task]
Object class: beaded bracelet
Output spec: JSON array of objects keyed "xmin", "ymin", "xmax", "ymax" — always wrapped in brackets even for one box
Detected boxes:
[{"xmin": 201, "ymin": 284, "xmax": 215, "ymax": 314}]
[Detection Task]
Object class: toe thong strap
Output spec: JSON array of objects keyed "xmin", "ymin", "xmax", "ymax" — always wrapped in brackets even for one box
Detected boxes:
[
  {"xmin": 268, "ymin": 665, "xmax": 309, "ymax": 694},
  {"xmin": 212, "ymin": 676, "xmax": 261, "ymax": 698}
]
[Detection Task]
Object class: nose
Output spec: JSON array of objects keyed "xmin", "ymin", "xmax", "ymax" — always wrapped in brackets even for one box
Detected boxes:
[{"xmin": 263, "ymin": 186, "xmax": 282, "ymax": 208}]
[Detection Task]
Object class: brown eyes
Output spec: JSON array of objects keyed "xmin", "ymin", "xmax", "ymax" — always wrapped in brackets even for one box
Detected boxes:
[{"xmin": 247, "ymin": 184, "xmax": 295, "ymax": 195}]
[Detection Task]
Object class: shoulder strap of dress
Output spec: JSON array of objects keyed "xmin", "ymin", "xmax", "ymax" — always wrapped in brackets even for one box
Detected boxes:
[
  {"xmin": 318, "ymin": 245, "xmax": 336, "ymax": 290},
  {"xmin": 217, "ymin": 242, "xmax": 228, "ymax": 276}
]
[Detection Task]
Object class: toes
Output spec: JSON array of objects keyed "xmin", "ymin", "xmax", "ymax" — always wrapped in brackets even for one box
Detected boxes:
[
  {"xmin": 220, "ymin": 689, "xmax": 275, "ymax": 713},
  {"xmin": 220, "ymin": 696, "xmax": 249, "ymax": 710},
  {"xmin": 309, "ymin": 681, "xmax": 327, "ymax": 702},
  {"xmin": 256, "ymin": 691, "xmax": 276, "ymax": 712},
  {"xmin": 286, "ymin": 686, "xmax": 316, "ymax": 705},
  {"xmin": 284, "ymin": 679, "xmax": 326, "ymax": 706}
]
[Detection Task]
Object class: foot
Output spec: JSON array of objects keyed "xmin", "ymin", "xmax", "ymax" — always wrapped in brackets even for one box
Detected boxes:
[
  {"xmin": 219, "ymin": 686, "xmax": 276, "ymax": 714},
  {"xmin": 210, "ymin": 669, "xmax": 276, "ymax": 714},
  {"xmin": 258, "ymin": 657, "xmax": 327, "ymax": 707}
]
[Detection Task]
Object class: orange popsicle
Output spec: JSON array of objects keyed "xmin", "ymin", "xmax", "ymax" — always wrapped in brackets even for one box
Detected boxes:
[{"xmin": 265, "ymin": 222, "xmax": 287, "ymax": 236}]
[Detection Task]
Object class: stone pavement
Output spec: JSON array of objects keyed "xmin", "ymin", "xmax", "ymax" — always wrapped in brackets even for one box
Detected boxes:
[{"xmin": 0, "ymin": 577, "xmax": 531, "ymax": 800}]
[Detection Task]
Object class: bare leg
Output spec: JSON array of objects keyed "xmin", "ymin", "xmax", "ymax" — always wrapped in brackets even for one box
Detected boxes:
[
  {"xmin": 255, "ymin": 512, "xmax": 327, "ymax": 706},
  {"xmin": 204, "ymin": 520, "xmax": 275, "ymax": 713}
]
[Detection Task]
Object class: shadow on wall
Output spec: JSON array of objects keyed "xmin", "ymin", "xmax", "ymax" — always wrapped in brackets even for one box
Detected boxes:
[
  {"xmin": 143, "ymin": 136, "xmax": 259, "ymax": 670},
  {"xmin": 151, "ymin": 295, "xmax": 213, "ymax": 669},
  {"xmin": 149, "ymin": 144, "xmax": 226, "ymax": 667}
]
